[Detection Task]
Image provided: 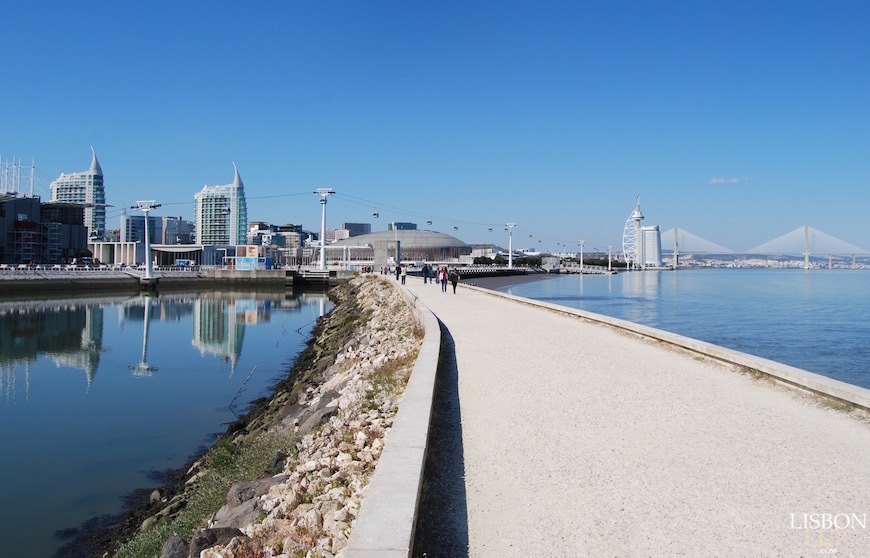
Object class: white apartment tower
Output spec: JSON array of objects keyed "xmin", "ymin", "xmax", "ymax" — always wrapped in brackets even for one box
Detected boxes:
[
  {"xmin": 50, "ymin": 147, "xmax": 106, "ymax": 241},
  {"xmin": 641, "ymin": 225, "xmax": 663, "ymax": 267},
  {"xmin": 194, "ymin": 165, "xmax": 248, "ymax": 245}
]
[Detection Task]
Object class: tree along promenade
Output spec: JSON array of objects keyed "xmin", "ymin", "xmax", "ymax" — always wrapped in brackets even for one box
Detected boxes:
[{"xmin": 402, "ymin": 275, "xmax": 870, "ymax": 557}]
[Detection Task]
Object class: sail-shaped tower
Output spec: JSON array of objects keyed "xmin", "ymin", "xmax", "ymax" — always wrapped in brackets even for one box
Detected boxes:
[
  {"xmin": 49, "ymin": 147, "xmax": 106, "ymax": 241},
  {"xmin": 194, "ymin": 164, "xmax": 249, "ymax": 245}
]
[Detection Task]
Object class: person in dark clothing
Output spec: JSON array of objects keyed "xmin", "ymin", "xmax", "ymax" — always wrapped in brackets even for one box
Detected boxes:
[
  {"xmin": 449, "ymin": 268, "xmax": 459, "ymax": 294},
  {"xmin": 395, "ymin": 266, "xmax": 400, "ymax": 281}
]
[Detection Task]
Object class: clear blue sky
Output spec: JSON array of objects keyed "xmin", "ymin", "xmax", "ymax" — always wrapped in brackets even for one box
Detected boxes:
[{"xmin": 2, "ymin": 0, "xmax": 868, "ymax": 253}]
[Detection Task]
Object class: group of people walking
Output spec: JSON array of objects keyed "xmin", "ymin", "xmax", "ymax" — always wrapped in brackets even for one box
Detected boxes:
[{"xmin": 389, "ymin": 263, "xmax": 460, "ymax": 293}]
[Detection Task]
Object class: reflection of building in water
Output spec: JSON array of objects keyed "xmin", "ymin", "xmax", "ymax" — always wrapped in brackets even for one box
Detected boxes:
[
  {"xmin": 233, "ymin": 299, "xmax": 271, "ymax": 325},
  {"xmin": 192, "ymin": 298, "xmax": 245, "ymax": 373},
  {"xmin": 1, "ymin": 362, "xmax": 31, "ymax": 401},
  {"xmin": 0, "ymin": 304, "xmax": 104, "ymax": 398},
  {"xmin": 121, "ymin": 299, "xmax": 193, "ymax": 325}
]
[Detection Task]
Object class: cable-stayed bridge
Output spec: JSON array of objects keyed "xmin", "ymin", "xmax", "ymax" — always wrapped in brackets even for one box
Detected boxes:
[
  {"xmin": 660, "ymin": 228, "xmax": 733, "ymax": 254},
  {"xmin": 745, "ymin": 226, "xmax": 869, "ymax": 256},
  {"xmin": 660, "ymin": 226, "xmax": 869, "ymax": 256}
]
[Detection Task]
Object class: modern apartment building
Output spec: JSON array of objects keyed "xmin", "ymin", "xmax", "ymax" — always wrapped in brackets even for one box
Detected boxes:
[
  {"xmin": 49, "ymin": 148, "xmax": 106, "ymax": 241},
  {"xmin": 194, "ymin": 165, "xmax": 248, "ymax": 245},
  {"xmin": 120, "ymin": 213, "xmax": 161, "ymax": 244},
  {"xmin": 162, "ymin": 216, "xmax": 194, "ymax": 244},
  {"xmin": 341, "ymin": 222, "xmax": 371, "ymax": 237}
]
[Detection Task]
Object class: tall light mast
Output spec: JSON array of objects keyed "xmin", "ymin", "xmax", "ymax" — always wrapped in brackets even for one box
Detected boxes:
[
  {"xmin": 506, "ymin": 223, "xmax": 516, "ymax": 268},
  {"xmin": 315, "ymin": 188, "xmax": 335, "ymax": 270},
  {"xmin": 578, "ymin": 240, "xmax": 585, "ymax": 274}
]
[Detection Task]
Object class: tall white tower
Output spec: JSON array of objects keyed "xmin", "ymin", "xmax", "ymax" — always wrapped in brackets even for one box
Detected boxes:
[
  {"xmin": 641, "ymin": 225, "xmax": 662, "ymax": 267},
  {"xmin": 622, "ymin": 196, "xmax": 644, "ymax": 268}
]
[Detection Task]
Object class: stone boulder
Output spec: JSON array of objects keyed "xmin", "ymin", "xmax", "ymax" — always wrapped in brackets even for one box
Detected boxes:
[
  {"xmin": 160, "ymin": 535, "xmax": 189, "ymax": 558},
  {"xmin": 227, "ymin": 475, "xmax": 288, "ymax": 506},
  {"xmin": 189, "ymin": 527, "xmax": 245, "ymax": 557}
]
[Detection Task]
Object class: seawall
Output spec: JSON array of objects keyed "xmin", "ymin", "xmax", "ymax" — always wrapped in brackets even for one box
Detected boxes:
[{"xmin": 0, "ymin": 268, "xmax": 358, "ymax": 297}]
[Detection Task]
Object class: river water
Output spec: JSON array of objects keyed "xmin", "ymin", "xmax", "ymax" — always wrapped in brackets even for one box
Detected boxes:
[
  {"xmin": 498, "ymin": 268, "xmax": 870, "ymax": 390},
  {"xmin": 0, "ymin": 290, "xmax": 331, "ymax": 558}
]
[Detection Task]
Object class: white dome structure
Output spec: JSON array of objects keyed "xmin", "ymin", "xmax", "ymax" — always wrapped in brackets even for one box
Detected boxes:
[{"xmin": 332, "ymin": 229, "xmax": 470, "ymax": 266}]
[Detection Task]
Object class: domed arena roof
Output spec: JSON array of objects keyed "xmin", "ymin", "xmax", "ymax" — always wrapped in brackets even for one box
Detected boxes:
[{"xmin": 332, "ymin": 229, "xmax": 470, "ymax": 250}]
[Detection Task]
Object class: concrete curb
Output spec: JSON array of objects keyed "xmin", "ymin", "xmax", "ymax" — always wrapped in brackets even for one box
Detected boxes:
[
  {"xmin": 464, "ymin": 283, "xmax": 870, "ymax": 414},
  {"xmin": 344, "ymin": 281, "xmax": 441, "ymax": 557}
]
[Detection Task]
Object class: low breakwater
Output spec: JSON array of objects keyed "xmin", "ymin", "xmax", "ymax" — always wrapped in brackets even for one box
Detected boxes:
[{"xmin": 79, "ymin": 275, "xmax": 422, "ymax": 558}]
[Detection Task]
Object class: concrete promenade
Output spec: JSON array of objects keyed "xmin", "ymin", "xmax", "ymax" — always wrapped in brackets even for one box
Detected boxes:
[{"xmin": 404, "ymin": 277, "xmax": 870, "ymax": 557}]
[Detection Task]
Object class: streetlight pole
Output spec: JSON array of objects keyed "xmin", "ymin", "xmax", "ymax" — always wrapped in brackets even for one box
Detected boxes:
[
  {"xmin": 132, "ymin": 201, "xmax": 161, "ymax": 279},
  {"xmin": 578, "ymin": 240, "xmax": 585, "ymax": 274},
  {"xmin": 392, "ymin": 222, "xmax": 400, "ymax": 266},
  {"xmin": 506, "ymin": 223, "xmax": 516, "ymax": 269},
  {"xmin": 607, "ymin": 245, "xmax": 612, "ymax": 271},
  {"xmin": 314, "ymin": 188, "xmax": 335, "ymax": 270}
]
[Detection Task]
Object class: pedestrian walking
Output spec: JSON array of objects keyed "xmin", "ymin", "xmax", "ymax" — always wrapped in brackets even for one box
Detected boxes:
[
  {"xmin": 449, "ymin": 268, "xmax": 459, "ymax": 294},
  {"xmin": 395, "ymin": 266, "xmax": 400, "ymax": 281},
  {"xmin": 401, "ymin": 265, "xmax": 407, "ymax": 285},
  {"xmin": 422, "ymin": 263, "xmax": 429, "ymax": 284},
  {"xmin": 440, "ymin": 266, "xmax": 448, "ymax": 293}
]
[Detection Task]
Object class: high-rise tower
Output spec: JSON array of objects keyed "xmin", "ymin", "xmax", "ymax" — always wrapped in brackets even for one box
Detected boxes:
[
  {"xmin": 194, "ymin": 164, "xmax": 248, "ymax": 245},
  {"xmin": 50, "ymin": 147, "xmax": 106, "ymax": 241},
  {"xmin": 622, "ymin": 196, "xmax": 644, "ymax": 267},
  {"xmin": 641, "ymin": 225, "xmax": 662, "ymax": 267}
]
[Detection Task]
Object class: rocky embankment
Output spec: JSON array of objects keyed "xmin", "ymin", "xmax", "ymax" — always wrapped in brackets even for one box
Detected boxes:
[{"xmin": 112, "ymin": 275, "xmax": 423, "ymax": 558}]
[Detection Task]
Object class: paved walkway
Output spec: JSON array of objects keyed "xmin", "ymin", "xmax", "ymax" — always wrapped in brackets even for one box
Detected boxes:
[{"xmin": 404, "ymin": 277, "xmax": 870, "ymax": 557}]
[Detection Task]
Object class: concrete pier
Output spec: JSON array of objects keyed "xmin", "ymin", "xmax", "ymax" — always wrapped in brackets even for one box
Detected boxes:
[{"xmin": 402, "ymin": 276, "xmax": 870, "ymax": 556}]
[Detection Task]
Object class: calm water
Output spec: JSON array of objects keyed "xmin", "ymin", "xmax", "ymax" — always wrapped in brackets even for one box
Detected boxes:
[
  {"xmin": 0, "ymin": 291, "xmax": 331, "ymax": 558},
  {"xmin": 500, "ymin": 269, "xmax": 870, "ymax": 390}
]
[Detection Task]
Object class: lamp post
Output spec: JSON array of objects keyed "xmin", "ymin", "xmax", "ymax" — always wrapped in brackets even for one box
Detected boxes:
[
  {"xmin": 506, "ymin": 223, "xmax": 516, "ymax": 268},
  {"xmin": 391, "ymin": 222, "xmax": 401, "ymax": 266},
  {"xmin": 132, "ymin": 201, "xmax": 161, "ymax": 279},
  {"xmin": 578, "ymin": 240, "xmax": 585, "ymax": 274},
  {"xmin": 314, "ymin": 188, "xmax": 335, "ymax": 270}
]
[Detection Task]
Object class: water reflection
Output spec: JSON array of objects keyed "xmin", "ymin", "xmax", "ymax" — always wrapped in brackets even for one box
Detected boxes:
[
  {"xmin": 192, "ymin": 298, "xmax": 247, "ymax": 373},
  {"xmin": 130, "ymin": 297, "xmax": 158, "ymax": 376},
  {"xmin": 0, "ymin": 292, "xmax": 326, "ymax": 402},
  {"xmin": 0, "ymin": 301, "xmax": 109, "ymax": 399},
  {"xmin": 0, "ymin": 290, "xmax": 331, "ymax": 558},
  {"xmin": 620, "ymin": 270, "xmax": 663, "ymax": 326}
]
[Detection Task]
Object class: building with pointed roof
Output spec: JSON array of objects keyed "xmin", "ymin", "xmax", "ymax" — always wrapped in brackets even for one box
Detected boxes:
[
  {"xmin": 194, "ymin": 164, "xmax": 248, "ymax": 245},
  {"xmin": 49, "ymin": 147, "xmax": 106, "ymax": 241}
]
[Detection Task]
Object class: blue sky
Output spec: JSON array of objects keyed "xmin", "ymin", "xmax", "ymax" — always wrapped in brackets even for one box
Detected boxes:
[{"xmin": 2, "ymin": 1, "xmax": 868, "ymax": 253}]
